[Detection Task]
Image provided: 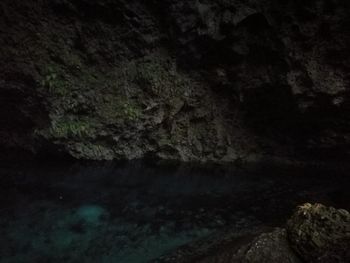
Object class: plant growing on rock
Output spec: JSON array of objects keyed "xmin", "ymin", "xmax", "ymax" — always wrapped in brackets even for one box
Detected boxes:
[
  {"xmin": 122, "ymin": 102, "xmax": 140, "ymax": 121},
  {"xmin": 48, "ymin": 119, "xmax": 94, "ymax": 139},
  {"xmin": 40, "ymin": 66, "xmax": 68, "ymax": 96}
]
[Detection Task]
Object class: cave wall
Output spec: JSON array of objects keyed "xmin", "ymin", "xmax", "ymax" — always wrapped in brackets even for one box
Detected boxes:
[{"xmin": 1, "ymin": 0, "xmax": 350, "ymax": 162}]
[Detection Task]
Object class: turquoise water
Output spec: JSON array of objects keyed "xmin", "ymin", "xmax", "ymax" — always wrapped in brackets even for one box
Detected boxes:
[{"xmin": 0, "ymin": 161, "xmax": 348, "ymax": 262}]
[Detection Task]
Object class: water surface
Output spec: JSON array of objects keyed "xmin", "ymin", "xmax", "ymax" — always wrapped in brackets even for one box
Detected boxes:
[{"xmin": 0, "ymin": 161, "xmax": 348, "ymax": 262}]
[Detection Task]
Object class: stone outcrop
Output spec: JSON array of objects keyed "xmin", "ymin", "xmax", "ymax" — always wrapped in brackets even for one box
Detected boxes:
[
  {"xmin": 232, "ymin": 228, "xmax": 302, "ymax": 263},
  {"xmin": 1, "ymin": 0, "xmax": 350, "ymax": 162},
  {"xmin": 156, "ymin": 204, "xmax": 350, "ymax": 263},
  {"xmin": 287, "ymin": 203, "xmax": 350, "ymax": 263}
]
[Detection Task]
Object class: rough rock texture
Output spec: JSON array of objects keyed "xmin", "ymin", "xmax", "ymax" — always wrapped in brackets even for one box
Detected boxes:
[
  {"xmin": 157, "ymin": 204, "xmax": 349, "ymax": 263},
  {"xmin": 1, "ymin": 0, "xmax": 350, "ymax": 162},
  {"xmin": 154, "ymin": 227, "xmax": 262, "ymax": 263},
  {"xmin": 287, "ymin": 203, "xmax": 350, "ymax": 263},
  {"xmin": 156, "ymin": 228, "xmax": 302, "ymax": 263},
  {"xmin": 232, "ymin": 228, "xmax": 302, "ymax": 263}
]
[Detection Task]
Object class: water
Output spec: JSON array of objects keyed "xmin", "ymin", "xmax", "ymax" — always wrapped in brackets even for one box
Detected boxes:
[{"xmin": 0, "ymin": 161, "xmax": 349, "ymax": 263}]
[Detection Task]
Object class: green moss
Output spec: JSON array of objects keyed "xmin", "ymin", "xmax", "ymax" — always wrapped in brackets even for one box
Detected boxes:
[
  {"xmin": 122, "ymin": 101, "xmax": 141, "ymax": 121},
  {"xmin": 48, "ymin": 119, "xmax": 95, "ymax": 139},
  {"xmin": 98, "ymin": 95, "xmax": 141, "ymax": 123},
  {"xmin": 70, "ymin": 143, "xmax": 115, "ymax": 160},
  {"xmin": 40, "ymin": 65, "xmax": 69, "ymax": 96}
]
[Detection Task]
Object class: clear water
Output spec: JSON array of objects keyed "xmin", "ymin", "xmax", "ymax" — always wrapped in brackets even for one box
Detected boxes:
[{"xmin": 0, "ymin": 161, "xmax": 349, "ymax": 263}]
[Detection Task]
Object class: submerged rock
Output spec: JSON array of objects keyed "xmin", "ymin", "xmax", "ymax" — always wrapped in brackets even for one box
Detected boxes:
[
  {"xmin": 287, "ymin": 203, "xmax": 350, "ymax": 263},
  {"xmin": 75, "ymin": 205, "xmax": 108, "ymax": 224}
]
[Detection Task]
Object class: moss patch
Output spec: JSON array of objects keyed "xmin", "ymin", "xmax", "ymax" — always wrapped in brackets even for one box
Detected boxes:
[{"xmin": 46, "ymin": 118, "xmax": 96, "ymax": 139}]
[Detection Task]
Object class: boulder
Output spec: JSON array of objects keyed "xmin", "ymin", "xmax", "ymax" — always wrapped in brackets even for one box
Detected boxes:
[
  {"xmin": 156, "ymin": 204, "xmax": 350, "ymax": 263},
  {"xmin": 287, "ymin": 203, "xmax": 350, "ymax": 263},
  {"xmin": 234, "ymin": 228, "xmax": 301, "ymax": 263}
]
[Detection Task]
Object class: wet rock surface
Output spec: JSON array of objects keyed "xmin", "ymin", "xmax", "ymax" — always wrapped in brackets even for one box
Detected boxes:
[
  {"xmin": 155, "ymin": 228, "xmax": 301, "ymax": 263},
  {"xmin": 287, "ymin": 203, "xmax": 350, "ymax": 263},
  {"xmin": 157, "ymin": 203, "xmax": 350, "ymax": 263},
  {"xmin": 232, "ymin": 228, "xmax": 302, "ymax": 263},
  {"xmin": 1, "ymin": 0, "xmax": 350, "ymax": 162}
]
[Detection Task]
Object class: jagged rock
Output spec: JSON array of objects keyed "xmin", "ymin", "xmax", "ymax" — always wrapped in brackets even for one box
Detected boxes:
[
  {"xmin": 287, "ymin": 203, "xmax": 350, "ymax": 263},
  {"xmin": 155, "ymin": 228, "xmax": 302, "ymax": 263},
  {"xmin": 233, "ymin": 228, "xmax": 302, "ymax": 263},
  {"xmin": 156, "ymin": 204, "xmax": 350, "ymax": 263},
  {"xmin": 1, "ymin": 0, "xmax": 350, "ymax": 162}
]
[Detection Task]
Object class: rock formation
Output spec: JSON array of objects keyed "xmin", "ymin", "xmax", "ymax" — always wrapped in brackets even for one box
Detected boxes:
[
  {"xmin": 156, "ymin": 203, "xmax": 350, "ymax": 263},
  {"xmin": 287, "ymin": 203, "xmax": 350, "ymax": 263},
  {"xmin": 1, "ymin": 0, "xmax": 350, "ymax": 162}
]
